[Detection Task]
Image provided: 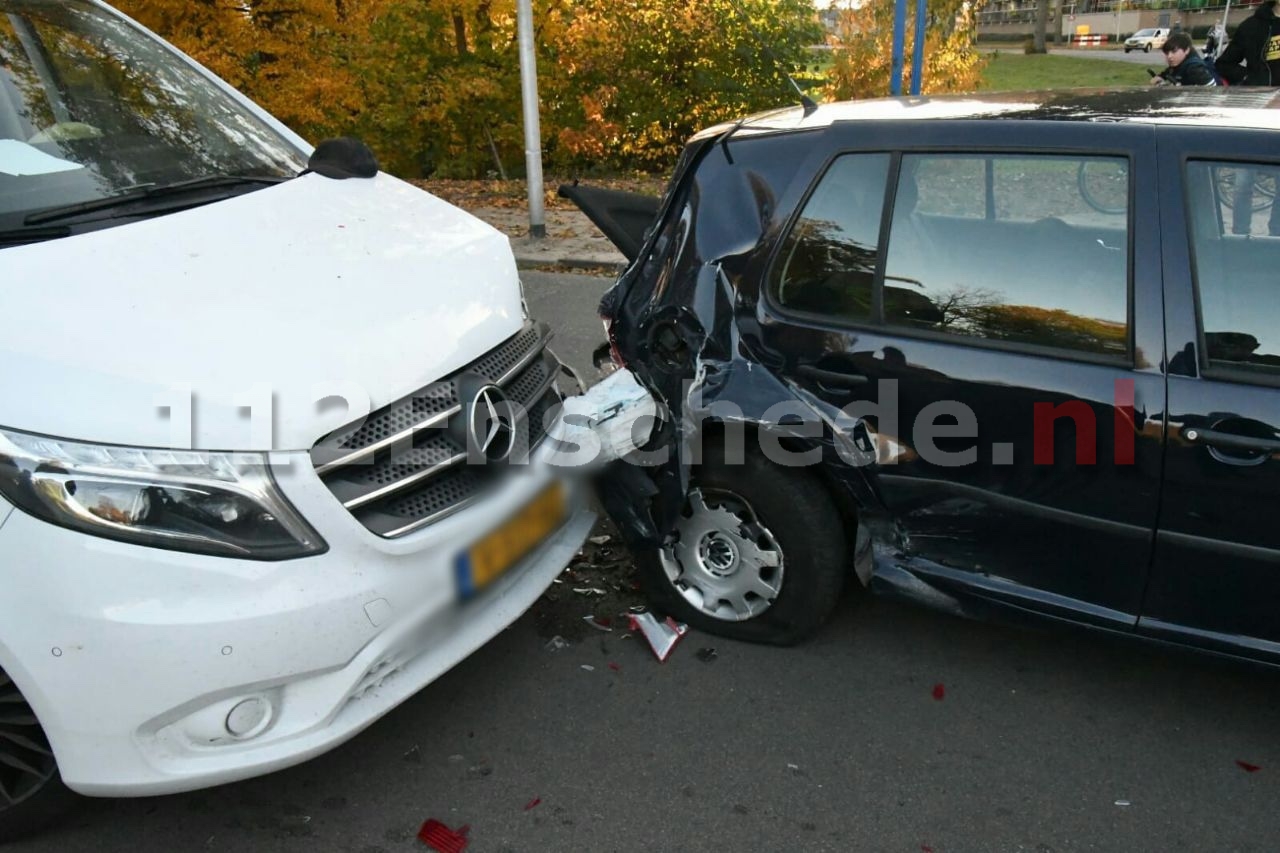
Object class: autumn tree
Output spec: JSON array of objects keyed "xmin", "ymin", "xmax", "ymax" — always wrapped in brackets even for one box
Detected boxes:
[
  {"xmin": 115, "ymin": 0, "xmax": 826, "ymax": 177},
  {"xmin": 825, "ymin": 0, "xmax": 985, "ymax": 101},
  {"xmin": 546, "ymin": 0, "xmax": 823, "ymax": 171}
]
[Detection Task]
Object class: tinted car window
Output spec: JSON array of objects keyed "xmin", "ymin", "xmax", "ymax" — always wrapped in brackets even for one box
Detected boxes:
[
  {"xmin": 883, "ymin": 153, "xmax": 1130, "ymax": 358},
  {"xmin": 1187, "ymin": 160, "xmax": 1280, "ymax": 374},
  {"xmin": 771, "ymin": 153, "xmax": 890, "ymax": 320}
]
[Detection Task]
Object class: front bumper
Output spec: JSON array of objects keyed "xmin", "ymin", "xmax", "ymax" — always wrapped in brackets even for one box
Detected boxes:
[{"xmin": 0, "ymin": 440, "xmax": 593, "ymax": 797}]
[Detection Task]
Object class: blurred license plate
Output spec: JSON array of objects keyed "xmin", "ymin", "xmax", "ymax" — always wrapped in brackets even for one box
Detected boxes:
[{"xmin": 455, "ymin": 482, "xmax": 566, "ymax": 600}]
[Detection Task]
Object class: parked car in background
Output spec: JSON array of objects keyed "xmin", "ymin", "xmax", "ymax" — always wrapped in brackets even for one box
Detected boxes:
[
  {"xmin": 565, "ymin": 89, "xmax": 1280, "ymax": 670},
  {"xmin": 0, "ymin": 0, "xmax": 594, "ymax": 839},
  {"xmin": 1125, "ymin": 27, "xmax": 1168, "ymax": 52}
]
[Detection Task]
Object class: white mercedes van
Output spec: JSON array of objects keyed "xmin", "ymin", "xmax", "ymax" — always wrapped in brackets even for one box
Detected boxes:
[{"xmin": 0, "ymin": 0, "xmax": 595, "ymax": 838}]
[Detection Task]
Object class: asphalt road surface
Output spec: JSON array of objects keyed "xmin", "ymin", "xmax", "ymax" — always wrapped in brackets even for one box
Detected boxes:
[{"xmin": 15, "ymin": 271, "xmax": 1279, "ymax": 852}]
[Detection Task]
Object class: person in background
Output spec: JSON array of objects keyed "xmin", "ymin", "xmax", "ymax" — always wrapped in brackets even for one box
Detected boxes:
[
  {"xmin": 1204, "ymin": 22, "xmax": 1228, "ymax": 61},
  {"xmin": 1215, "ymin": 0, "xmax": 1280, "ymax": 85},
  {"xmin": 1151, "ymin": 32, "xmax": 1220, "ymax": 85}
]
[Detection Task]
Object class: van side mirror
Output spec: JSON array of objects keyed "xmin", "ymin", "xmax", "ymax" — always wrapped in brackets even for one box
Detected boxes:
[{"xmin": 305, "ymin": 137, "xmax": 379, "ymax": 179}]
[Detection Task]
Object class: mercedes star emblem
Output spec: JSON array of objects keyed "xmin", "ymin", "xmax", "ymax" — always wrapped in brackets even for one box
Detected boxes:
[{"xmin": 468, "ymin": 385, "xmax": 516, "ymax": 463}]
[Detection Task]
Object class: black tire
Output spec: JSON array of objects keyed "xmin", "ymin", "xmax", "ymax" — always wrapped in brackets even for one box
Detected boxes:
[
  {"xmin": 635, "ymin": 444, "xmax": 848, "ymax": 645},
  {"xmin": 1143, "ymin": 43, "xmax": 1151, "ymax": 53},
  {"xmin": 0, "ymin": 668, "xmax": 77, "ymax": 843},
  {"xmin": 1124, "ymin": 48, "xmax": 1130, "ymax": 53}
]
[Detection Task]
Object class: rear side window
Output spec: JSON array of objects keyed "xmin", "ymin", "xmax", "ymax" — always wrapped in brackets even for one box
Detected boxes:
[
  {"xmin": 770, "ymin": 153, "xmax": 891, "ymax": 321},
  {"xmin": 883, "ymin": 153, "xmax": 1130, "ymax": 357},
  {"xmin": 1186, "ymin": 161, "xmax": 1280, "ymax": 375}
]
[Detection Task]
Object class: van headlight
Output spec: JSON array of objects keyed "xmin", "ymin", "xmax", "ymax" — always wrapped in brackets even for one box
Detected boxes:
[{"xmin": 0, "ymin": 428, "xmax": 326, "ymax": 560}]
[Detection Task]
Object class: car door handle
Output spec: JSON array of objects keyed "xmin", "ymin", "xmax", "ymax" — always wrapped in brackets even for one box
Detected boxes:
[
  {"xmin": 1183, "ymin": 427, "xmax": 1280, "ymax": 454},
  {"xmin": 797, "ymin": 365, "xmax": 869, "ymax": 387}
]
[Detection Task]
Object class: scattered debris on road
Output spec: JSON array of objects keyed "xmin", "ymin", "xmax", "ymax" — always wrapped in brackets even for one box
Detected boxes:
[
  {"xmin": 1115, "ymin": 799, "xmax": 1131, "ymax": 807},
  {"xmin": 532, "ymin": 516, "xmax": 644, "ymax": 643},
  {"xmin": 1236, "ymin": 760, "xmax": 1262, "ymax": 773},
  {"xmin": 628, "ymin": 612, "xmax": 689, "ymax": 662},
  {"xmin": 932, "ymin": 684, "xmax": 946, "ymax": 701},
  {"xmin": 696, "ymin": 647, "xmax": 718, "ymax": 663},
  {"xmin": 524, "ymin": 797, "xmax": 542, "ymax": 811},
  {"xmin": 418, "ymin": 819, "xmax": 470, "ymax": 853},
  {"xmin": 544, "ymin": 636, "xmax": 569, "ymax": 652}
]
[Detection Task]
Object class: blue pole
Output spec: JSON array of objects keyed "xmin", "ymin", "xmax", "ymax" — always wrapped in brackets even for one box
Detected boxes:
[
  {"xmin": 891, "ymin": 0, "xmax": 906, "ymax": 96},
  {"xmin": 910, "ymin": 0, "xmax": 926, "ymax": 95}
]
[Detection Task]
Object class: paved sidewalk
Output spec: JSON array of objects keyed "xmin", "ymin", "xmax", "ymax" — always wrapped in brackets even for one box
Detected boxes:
[{"xmin": 469, "ymin": 205, "xmax": 628, "ymax": 272}]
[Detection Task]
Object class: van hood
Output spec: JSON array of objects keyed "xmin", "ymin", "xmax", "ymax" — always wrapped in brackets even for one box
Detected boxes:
[{"xmin": 0, "ymin": 173, "xmax": 525, "ymax": 451}]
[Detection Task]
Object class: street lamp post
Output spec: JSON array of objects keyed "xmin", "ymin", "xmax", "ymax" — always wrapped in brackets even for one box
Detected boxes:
[{"xmin": 516, "ymin": 0, "xmax": 545, "ymax": 240}]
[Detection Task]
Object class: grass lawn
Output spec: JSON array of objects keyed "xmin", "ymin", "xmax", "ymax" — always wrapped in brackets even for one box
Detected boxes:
[{"xmin": 978, "ymin": 52, "xmax": 1163, "ymax": 91}]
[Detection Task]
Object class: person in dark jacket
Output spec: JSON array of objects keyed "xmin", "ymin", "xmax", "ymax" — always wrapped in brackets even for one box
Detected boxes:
[
  {"xmin": 1215, "ymin": 0, "xmax": 1280, "ymax": 86},
  {"xmin": 1152, "ymin": 33, "xmax": 1219, "ymax": 85}
]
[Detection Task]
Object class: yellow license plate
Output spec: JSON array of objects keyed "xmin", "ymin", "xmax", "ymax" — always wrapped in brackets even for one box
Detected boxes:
[{"xmin": 455, "ymin": 482, "xmax": 567, "ymax": 600}]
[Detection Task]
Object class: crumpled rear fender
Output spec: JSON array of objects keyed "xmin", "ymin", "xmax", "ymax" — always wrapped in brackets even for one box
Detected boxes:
[{"xmin": 594, "ymin": 129, "xmax": 883, "ymax": 549}]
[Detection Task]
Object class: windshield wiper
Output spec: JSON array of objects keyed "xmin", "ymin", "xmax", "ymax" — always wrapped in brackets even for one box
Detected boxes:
[
  {"xmin": 24, "ymin": 174, "xmax": 293, "ymax": 226},
  {"xmin": 0, "ymin": 224, "xmax": 72, "ymax": 247}
]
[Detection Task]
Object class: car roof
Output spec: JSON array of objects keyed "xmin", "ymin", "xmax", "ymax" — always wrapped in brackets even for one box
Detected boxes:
[{"xmin": 694, "ymin": 88, "xmax": 1280, "ymax": 140}]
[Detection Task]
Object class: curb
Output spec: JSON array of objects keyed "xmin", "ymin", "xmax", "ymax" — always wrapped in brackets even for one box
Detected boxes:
[{"xmin": 515, "ymin": 256, "xmax": 627, "ymax": 273}]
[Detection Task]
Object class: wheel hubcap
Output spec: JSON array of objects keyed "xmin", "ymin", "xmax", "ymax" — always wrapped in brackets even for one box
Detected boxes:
[
  {"xmin": 658, "ymin": 488, "xmax": 785, "ymax": 622},
  {"xmin": 0, "ymin": 669, "xmax": 56, "ymax": 810}
]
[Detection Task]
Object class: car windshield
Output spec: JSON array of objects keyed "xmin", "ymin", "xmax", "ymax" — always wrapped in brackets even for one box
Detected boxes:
[
  {"xmin": 1133, "ymin": 29, "xmax": 1157, "ymax": 37},
  {"xmin": 0, "ymin": 0, "xmax": 306, "ymax": 228}
]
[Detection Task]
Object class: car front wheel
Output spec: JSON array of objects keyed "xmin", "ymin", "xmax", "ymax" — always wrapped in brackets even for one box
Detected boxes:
[
  {"xmin": 1144, "ymin": 43, "xmax": 1151, "ymax": 52},
  {"xmin": 635, "ymin": 446, "xmax": 848, "ymax": 645},
  {"xmin": 0, "ymin": 668, "xmax": 73, "ymax": 842}
]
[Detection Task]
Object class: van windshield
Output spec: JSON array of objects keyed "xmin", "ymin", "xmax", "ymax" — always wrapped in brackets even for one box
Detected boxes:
[{"xmin": 0, "ymin": 0, "xmax": 306, "ymax": 233}]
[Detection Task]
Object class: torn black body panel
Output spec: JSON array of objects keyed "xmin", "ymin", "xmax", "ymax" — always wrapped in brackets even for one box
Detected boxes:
[{"xmin": 582, "ymin": 126, "xmax": 886, "ymax": 556}]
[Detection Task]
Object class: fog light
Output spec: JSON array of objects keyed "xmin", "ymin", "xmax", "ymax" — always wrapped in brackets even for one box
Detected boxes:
[{"xmin": 225, "ymin": 697, "xmax": 271, "ymax": 738}]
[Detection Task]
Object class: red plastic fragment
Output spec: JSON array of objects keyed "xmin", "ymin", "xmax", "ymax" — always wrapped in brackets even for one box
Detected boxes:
[
  {"xmin": 524, "ymin": 797, "xmax": 542, "ymax": 811},
  {"xmin": 922, "ymin": 846, "xmax": 935, "ymax": 853},
  {"xmin": 608, "ymin": 662, "xmax": 622, "ymax": 672},
  {"xmin": 1236, "ymin": 760, "xmax": 1262, "ymax": 773},
  {"xmin": 418, "ymin": 819, "xmax": 469, "ymax": 853},
  {"xmin": 932, "ymin": 683, "xmax": 946, "ymax": 701}
]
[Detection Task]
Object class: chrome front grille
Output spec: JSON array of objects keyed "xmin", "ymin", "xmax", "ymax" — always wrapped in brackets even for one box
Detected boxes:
[{"xmin": 311, "ymin": 322, "xmax": 563, "ymax": 538}]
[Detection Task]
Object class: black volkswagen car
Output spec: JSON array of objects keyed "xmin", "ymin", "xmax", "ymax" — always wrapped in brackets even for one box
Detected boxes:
[{"xmin": 564, "ymin": 88, "xmax": 1280, "ymax": 662}]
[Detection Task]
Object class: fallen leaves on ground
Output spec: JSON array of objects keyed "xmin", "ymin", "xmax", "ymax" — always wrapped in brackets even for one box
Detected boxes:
[{"xmin": 412, "ymin": 175, "xmax": 667, "ymax": 211}]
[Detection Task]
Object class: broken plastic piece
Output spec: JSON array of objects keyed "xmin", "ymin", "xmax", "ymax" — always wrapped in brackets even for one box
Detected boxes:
[
  {"xmin": 1115, "ymin": 800, "xmax": 1131, "ymax": 807},
  {"xmin": 932, "ymin": 684, "xmax": 946, "ymax": 701},
  {"xmin": 581, "ymin": 664, "xmax": 596, "ymax": 672},
  {"xmin": 572, "ymin": 587, "xmax": 607, "ymax": 596},
  {"xmin": 524, "ymin": 797, "xmax": 542, "ymax": 811},
  {"xmin": 1236, "ymin": 759, "xmax": 1262, "ymax": 773},
  {"xmin": 583, "ymin": 615, "xmax": 614, "ymax": 632},
  {"xmin": 696, "ymin": 647, "xmax": 718, "ymax": 663},
  {"xmin": 418, "ymin": 819, "xmax": 470, "ymax": 853},
  {"xmin": 628, "ymin": 612, "xmax": 689, "ymax": 662},
  {"xmin": 589, "ymin": 535, "xmax": 612, "ymax": 545},
  {"xmin": 544, "ymin": 636, "xmax": 569, "ymax": 652},
  {"xmin": 547, "ymin": 368, "xmax": 658, "ymax": 468}
]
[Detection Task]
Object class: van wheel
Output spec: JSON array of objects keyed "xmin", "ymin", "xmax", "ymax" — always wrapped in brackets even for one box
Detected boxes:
[
  {"xmin": 0, "ymin": 669, "xmax": 74, "ymax": 842},
  {"xmin": 636, "ymin": 447, "xmax": 847, "ymax": 645}
]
